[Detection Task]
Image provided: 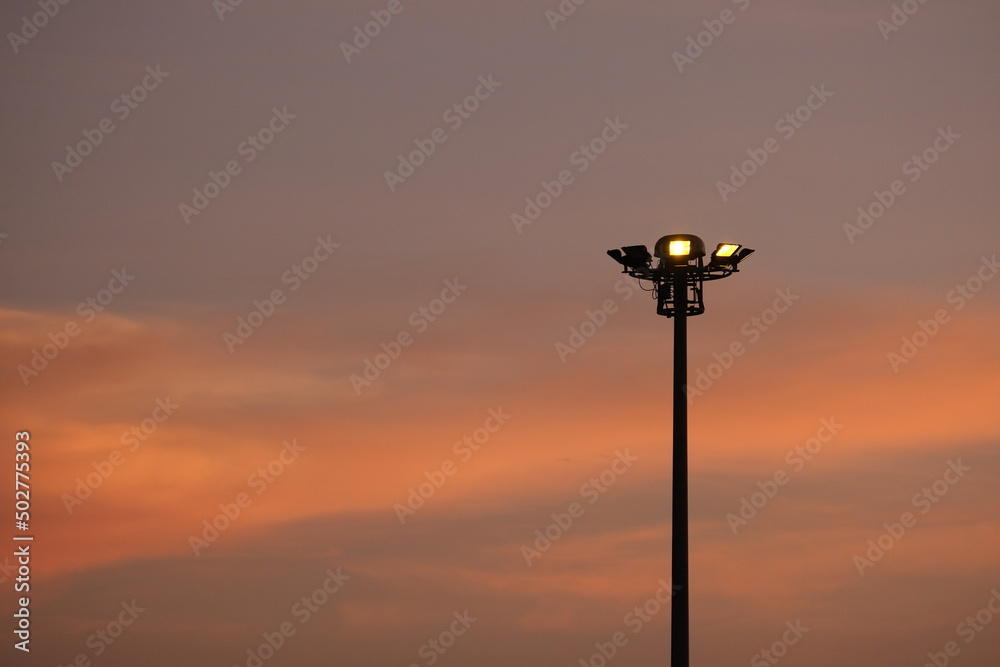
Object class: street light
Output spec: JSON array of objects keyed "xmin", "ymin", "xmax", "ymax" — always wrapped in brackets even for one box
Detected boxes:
[{"xmin": 607, "ymin": 233, "xmax": 754, "ymax": 667}]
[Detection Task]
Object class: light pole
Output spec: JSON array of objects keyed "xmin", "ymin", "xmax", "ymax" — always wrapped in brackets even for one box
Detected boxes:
[{"xmin": 608, "ymin": 235, "xmax": 754, "ymax": 667}]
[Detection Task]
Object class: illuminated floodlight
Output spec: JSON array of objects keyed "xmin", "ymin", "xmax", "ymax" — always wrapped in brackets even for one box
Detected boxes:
[
  {"xmin": 714, "ymin": 243, "xmax": 740, "ymax": 258},
  {"xmin": 653, "ymin": 234, "xmax": 706, "ymax": 264}
]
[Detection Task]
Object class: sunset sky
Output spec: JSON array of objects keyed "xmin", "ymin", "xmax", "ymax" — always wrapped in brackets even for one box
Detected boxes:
[{"xmin": 2, "ymin": 1, "xmax": 999, "ymax": 665}]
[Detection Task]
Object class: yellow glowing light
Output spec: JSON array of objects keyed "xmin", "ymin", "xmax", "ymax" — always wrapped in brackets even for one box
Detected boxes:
[
  {"xmin": 669, "ymin": 240, "xmax": 691, "ymax": 256},
  {"xmin": 715, "ymin": 243, "xmax": 740, "ymax": 258}
]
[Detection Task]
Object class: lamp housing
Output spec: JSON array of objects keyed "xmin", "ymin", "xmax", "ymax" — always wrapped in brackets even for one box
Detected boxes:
[
  {"xmin": 654, "ymin": 234, "xmax": 705, "ymax": 266},
  {"xmin": 709, "ymin": 243, "xmax": 741, "ymax": 267}
]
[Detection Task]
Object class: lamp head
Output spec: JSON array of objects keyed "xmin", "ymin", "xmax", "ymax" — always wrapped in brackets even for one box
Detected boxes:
[
  {"xmin": 608, "ymin": 245, "xmax": 652, "ymax": 270},
  {"xmin": 709, "ymin": 242, "xmax": 740, "ymax": 267},
  {"xmin": 654, "ymin": 234, "xmax": 706, "ymax": 266},
  {"xmin": 708, "ymin": 243, "xmax": 755, "ymax": 269}
]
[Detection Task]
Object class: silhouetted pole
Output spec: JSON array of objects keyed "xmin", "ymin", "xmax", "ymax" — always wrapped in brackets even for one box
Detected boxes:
[
  {"xmin": 607, "ymin": 235, "xmax": 754, "ymax": 667},
  {"xmin": 671, "ymin": 267, "xmax": 690, "ymax": 667}
]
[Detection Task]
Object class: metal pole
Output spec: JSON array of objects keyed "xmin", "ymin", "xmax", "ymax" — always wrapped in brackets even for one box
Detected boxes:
[{"xmin": 670, "ymin": 268, "xmax": 690, "ymax": 667}]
